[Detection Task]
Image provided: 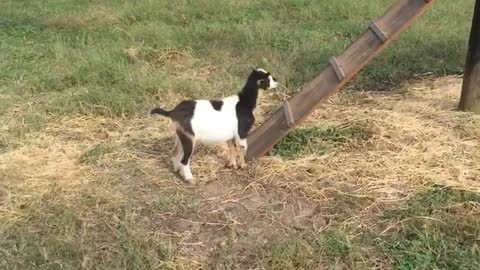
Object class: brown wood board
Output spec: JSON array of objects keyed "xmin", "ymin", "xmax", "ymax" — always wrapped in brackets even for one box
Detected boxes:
[
  {"xmin": 459, "ymin": 0, "xmax": 480, "ymax": 112},
  {"xmin": 246, "ymin": 0, "xmax": 437, "ymax": 160}
]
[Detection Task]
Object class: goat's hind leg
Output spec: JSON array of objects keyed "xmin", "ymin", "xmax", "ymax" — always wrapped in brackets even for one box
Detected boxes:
[{"xmin": 176, "ymin": 129, "xmax": 195, "ymax": 183}]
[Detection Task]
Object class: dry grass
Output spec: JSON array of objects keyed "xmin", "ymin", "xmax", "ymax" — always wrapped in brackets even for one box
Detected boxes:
[{"xmin": 1, "ymin": 76, "xmax": 479, "ymax": 269}]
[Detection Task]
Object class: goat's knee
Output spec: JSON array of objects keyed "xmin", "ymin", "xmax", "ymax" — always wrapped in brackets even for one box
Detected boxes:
[
  {"xmin": 172, "ymin": 141, "xmax": 182, "ymax": 172},
  {"xmin": 238, "ymin": 138, "xmax": 247, "ymax": 150},
  {"xmin": 172, "ymin": 155, "xmax": 182, "ymax": 172},
  {"xmin": 226, "ymin": 139, "xmax": 238, "ymax": 169},
  {"xmin": 237, "ymin": 138, "xmax": 247, "ymax": 168}
]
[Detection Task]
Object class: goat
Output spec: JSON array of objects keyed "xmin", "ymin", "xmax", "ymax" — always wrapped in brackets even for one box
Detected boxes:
[{"xmin": 150, "ymin": 68, "xmax": 278, "ymax": 183}]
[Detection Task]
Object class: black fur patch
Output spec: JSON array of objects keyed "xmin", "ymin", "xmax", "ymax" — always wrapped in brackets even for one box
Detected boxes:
[
  {"xmin": 235, "ymin": 69, "xmax": 270, "ymax": 139},
  {"xmin": 169, "ymin": 100, "xmax": 196, "ymax": 135},
  {"xmin": 236, "ymin": 105, "xmax": 254, "ymax": 139},
  {"xmin": 176, "ymin": 129, "xmax": 193, "ymax": 165},
  {"xmin": 210, "ymin": 100, "xmax": 223, "ymax": 111},
  {"xmin": 258, "ymin": 79, "xmax": 270, "ymax": 90}
]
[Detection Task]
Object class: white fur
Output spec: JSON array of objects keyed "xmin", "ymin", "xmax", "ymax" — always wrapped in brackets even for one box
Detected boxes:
[
  {"xmin": 268, "ymin": 75, "xmax": 277, "ymax": 89},
  {"xmin": 190, "ymin": 95, "xmax": 240, "ymax": 145},
  {"xmin": 180, "ymin": 162, "xmax": 193, "ymax": 182},
  {"xmin": 255, "ymin": 68, "xmax": 277, "ymax": 89},
  {"xmin": 256, "ymin": 68, "xmax": 267, "ymax": 73}
]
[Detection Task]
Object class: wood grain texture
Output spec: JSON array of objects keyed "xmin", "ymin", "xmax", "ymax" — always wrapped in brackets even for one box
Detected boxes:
[
  {"xmin": 459, "ymin": 0, "xmax": 480, "ymax": 113},
  {"xmin": 246, "ymin": 0, "xmax": 437, "ymax": 160}
]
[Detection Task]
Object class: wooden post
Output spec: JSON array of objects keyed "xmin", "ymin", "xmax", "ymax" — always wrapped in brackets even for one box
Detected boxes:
[{"xmin": 459, "ymin": 0, "xmax": 480, "ymax": 113}]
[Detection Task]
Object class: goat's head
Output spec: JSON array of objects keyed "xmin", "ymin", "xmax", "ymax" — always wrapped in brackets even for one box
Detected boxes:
[{"xmin": 249, "ymin": 67, "xmax": 278, "ymax": 90}]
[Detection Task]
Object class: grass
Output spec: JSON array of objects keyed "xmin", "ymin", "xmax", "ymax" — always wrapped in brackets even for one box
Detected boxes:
[
  {"xmin": 210, "ymin": 186, "xmax": 480, "ymax": 270},
  {"xmin": 272, "ymin": 125, "xmax": 372, "ymax": 158},
  {"xmin": 254, "ymin": 230, "xmax": 355, "ymax": 269},
  {"xmin": 0, "ymin": 0, "xmax": 473, "ymax": 120},
  {"xmin": 153, "ymin": 190, "xmax": 200, "ymax": 212},
  {"xmin": 380, "ymin": 186, "xmax": 480, "ymax": 270},
  {"xmin": 79, "ymin": 143, "xmax": 113, "ymax": 165},
  {"xmin": 1, "ymin": 201, "xmax": 177, "ymax": 269},
  {"xmin": 0, "ymin": 0, "xmax": 479, "ymax": 269}
]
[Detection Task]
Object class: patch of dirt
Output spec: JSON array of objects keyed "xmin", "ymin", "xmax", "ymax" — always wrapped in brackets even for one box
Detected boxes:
[{"xmin": 149, "ymin": 178, "xmax": 326, "ymax": 260}]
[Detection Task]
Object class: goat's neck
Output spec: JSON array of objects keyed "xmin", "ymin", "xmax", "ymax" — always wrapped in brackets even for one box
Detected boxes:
[{"xmin": 238, "ymin": 80, "xmax": 260, "ymax": 112}]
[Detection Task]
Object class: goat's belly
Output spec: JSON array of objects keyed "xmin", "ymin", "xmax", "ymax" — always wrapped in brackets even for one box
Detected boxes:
[
  {"xmin": 195, "ymin": 129, "xmax": 235, "ymax": 145},
  {"xmin": 192, "ymin": 119, "xmax": 237, "ymax": 145}
]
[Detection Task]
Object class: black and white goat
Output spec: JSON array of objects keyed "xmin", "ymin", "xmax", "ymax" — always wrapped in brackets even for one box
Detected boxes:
[{"xmin": 150, "ymin": 68, "xmax": 278, "ymax": 182}]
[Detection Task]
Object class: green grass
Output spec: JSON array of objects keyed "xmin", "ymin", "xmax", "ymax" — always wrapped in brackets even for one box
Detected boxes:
[
  {"xmin": 272, "ymin": 125, "xmax": 372, "ymax": 158},
  {"xmin": 0, "ymin": 0, "xmax": 473, "ymax": 119},
  {"xmin": 380, "ymin": 185, "xmax": 480, "ymax": 270},
  {"xmin": 254, "ymin": 230, "xmax": 359, "ymax": 269},
  {"xmin": 0, "ymin": 193, "xmax": 177, "ymax": 270}
]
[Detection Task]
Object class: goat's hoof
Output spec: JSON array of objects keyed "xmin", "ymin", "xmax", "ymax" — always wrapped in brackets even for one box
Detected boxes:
[
  {"xmin": 183, "ymin": 177, "xmax": 194, "ymax": 184},
  {"xmin": 179, "ymin": 171, "xmax": 194, "ymax": 184},
  {"xmin": 179, "ymin": 172, "xmax": 194, "ymax": 184},
  {"xmin": 238, "ymin": 163, "xmax": 246, "ymax": 169},
  {"xmin": 225, "ymin": 162, "xmax": 238, "ymax": 170},
  {"xmin": 172, "ymin": 161, "xmax": 181, "ymax": 172}
]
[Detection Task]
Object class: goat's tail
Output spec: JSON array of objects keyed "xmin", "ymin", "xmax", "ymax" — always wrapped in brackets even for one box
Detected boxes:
[{"xmin": 150, "ymin": 107, "xmax": 171, "ymax": 117}]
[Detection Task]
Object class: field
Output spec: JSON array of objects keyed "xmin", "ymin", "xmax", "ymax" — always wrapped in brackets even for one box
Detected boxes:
[{"xmin": 0, "ymin": 0, "xmax": 479, "ymax": 269}]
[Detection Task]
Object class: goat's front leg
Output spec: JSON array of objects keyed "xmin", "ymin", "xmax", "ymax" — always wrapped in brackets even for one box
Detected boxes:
[
  {"xmin": 226, "ymin": 139, "xmax": 238, "ymax": 169},
  {"xmin": 236, "ymin": 137, "xmax": 248, "ymax": 169}
]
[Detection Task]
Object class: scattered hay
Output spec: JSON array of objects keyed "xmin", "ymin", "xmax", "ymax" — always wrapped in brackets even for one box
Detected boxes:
[
  {"xmin": 123, "ymin": 46, "xmax": 219, "ymax": 95},
  {"xmin": 123, "ymin": 47, "xmax": 140, "ymax": 62},
  {"xmin": 256, "ymin": 76, "xmax": 480, "ymax": 202},
  {"xmin": 3, "ymin": 75, "xmax": 478, "ymax": 200},
  {"xmin": 1, "ymin": 76, "xmax": 479, "ymax": 268}
]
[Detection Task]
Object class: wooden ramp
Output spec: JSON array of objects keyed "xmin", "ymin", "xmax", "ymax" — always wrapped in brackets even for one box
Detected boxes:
[{"xmin": 246, "ymin": 0, "xmax": 436, "ymax": 160}]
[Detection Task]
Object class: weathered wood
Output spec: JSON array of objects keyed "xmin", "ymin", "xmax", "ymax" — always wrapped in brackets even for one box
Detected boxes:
[
  {"xmin": 282, "ymin": 101, "xmax": 295, "ymax": 127},
  {"xmin": 368, "ymin": 22, "xmax": 388, "ymax": 43},
  {"xmin": 459, "ymin": 0, "xmax": 480, "ymax": 113},
  {"xmin": 329, "ymin": 57, "xmax": 346, "ymax": 81},
  {"xmin": 246, "ymin": 0, "xmax": 436, "ymax": 160}
]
